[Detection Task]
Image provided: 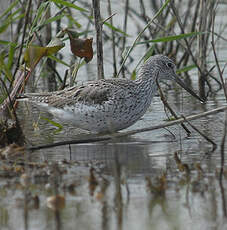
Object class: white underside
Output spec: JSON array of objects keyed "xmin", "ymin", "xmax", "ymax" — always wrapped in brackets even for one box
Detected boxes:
[{"xmin": 30, "ymin": 101, "xmax": 149, "ymax": 133}]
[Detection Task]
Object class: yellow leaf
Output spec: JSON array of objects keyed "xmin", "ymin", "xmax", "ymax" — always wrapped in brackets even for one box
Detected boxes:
[{"xmin": 24, "ymin": 42, "xmax": 64, "ymax": 69}]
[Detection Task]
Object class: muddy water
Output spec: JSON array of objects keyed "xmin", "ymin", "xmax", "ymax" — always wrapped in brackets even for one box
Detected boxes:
[
  {"xmin": 6, "ymin": 75, "xmax": 226, "ymax": 230},
  {"xmin": 1, "ymin": 1, "xmax": 227, "ymax": 230}
]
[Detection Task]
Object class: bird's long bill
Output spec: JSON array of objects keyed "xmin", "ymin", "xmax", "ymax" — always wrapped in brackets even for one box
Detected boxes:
[{"xmin": 174, "ymin": 75, "xmax": 205, "ymax": 103}]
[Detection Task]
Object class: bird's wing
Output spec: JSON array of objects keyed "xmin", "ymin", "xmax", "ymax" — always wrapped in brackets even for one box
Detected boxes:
[
  {"xmin": 51, "ymin": 83, "xmax": 111, "ymax": 107},
  {"xmin": 20, "ymin": 79, "xmax": 135, "ymax": 108},
  {"xmin": 59, "ymin": 79, "xmax": 134, "ymax": 107}
]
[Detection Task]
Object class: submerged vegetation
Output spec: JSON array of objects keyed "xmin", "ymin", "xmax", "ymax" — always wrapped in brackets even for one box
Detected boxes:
[{"xmin": 0, "ymin": 0, "xmax": 227, "ymax": 229}]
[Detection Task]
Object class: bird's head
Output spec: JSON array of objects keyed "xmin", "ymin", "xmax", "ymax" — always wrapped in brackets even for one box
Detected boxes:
[{"xmin": 141, "ymin": 55, "xmax": 205, "ymax": 103}]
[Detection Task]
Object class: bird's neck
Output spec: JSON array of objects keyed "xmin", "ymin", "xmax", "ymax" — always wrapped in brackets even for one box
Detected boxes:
[{"xmin": 135, "ymin": 68, "xmax": 158, "ymax": 92}]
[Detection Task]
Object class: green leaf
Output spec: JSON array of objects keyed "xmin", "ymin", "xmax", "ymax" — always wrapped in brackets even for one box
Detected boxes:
[
  {"xmin": 0, "ymin": 9, "xmax": 24, "ymax": 34},
  {"xmin": 143, "ymin": 46, "xmax": 155, "ymax": 62},
  {"xmin": 0, "ymin": 40, "xmax": 17, "ymax": 46},
  {"xmin": 177, "ymin": 64, "xmax": 197, "ymax": 74},
  {"xmin": 103, "ymin": 22, "xmax": 129, "ymax": 36},
  {"xmin": 41, "ymin": 116, "xmax": 63, "ymax": 133},
  {"xmin": 0, "ymin": 0, "xmax": 19, "ymax": 20},
  {"xmin": 0, "ymin": 23, "xmax": 10, "ymax": 34},
  {"xmin": 24, "ymin": 43, "xmax": 64, "ymax": 69},
  {"xmin": 177, "ymin": 60, "xmax": 227, "ymax": 74},
  {"xmin": 49, "ymin": 0, "xmax": 88, "ymax": 12},
  {"xmin": 134, "ymin": 46, "xmax": 155, "ymax": 71},
  {"xmin": 0, "ymin": 53, "xmax": 12, "ymax": 81},
  {"xmin": 42, "ymin": 14, "xmax": 65, "ymax": 27},
  {"xmin": 30, "ymin": 1, "xmax": 50, "ymax": 33},
  {"xmin": 137, "ymin": 32, "xmax": 204, "ymax": 45},
  {"xmin": 33, "ymin": 14, "xmax": 65, "ymax": 32},
  {"xmin": 66, "ymin": 14, "xmax": 82, "ymax": 28},
  {"xmin": 48, "ymin": 55, "xmax": 70, "ymax": 67},
  {"xmin": 8, "ymin": 42, "xmax": 17, "ymax": 69},
  {"xmin": 130, "ymin": 70, "xmax": 136, "ymax": 80},
  {"xmin": 121, "ymin": 46, "xmax": 131, "ymax": 59}
]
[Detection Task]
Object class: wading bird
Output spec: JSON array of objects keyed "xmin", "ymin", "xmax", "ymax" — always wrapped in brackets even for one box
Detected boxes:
[{"xmin": 18, "ymin": 55, "xmax": 203, "ymax": 133}]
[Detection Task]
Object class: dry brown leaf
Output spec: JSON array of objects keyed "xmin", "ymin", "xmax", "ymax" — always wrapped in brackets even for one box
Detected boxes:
[
  {"xmin": 66, "ymin": 30, "xmax": 93, "ymax": 63},
  {"xmin": 89, "ymin": 168, "xmax": 98, "ymax": 196},
  {"xmin": 20, "ymin": 173, "xmax": 30, "ymax": 187},
  {"xmin": 46, "ymin": 195, "xmax": 65, "ymax": 211}
]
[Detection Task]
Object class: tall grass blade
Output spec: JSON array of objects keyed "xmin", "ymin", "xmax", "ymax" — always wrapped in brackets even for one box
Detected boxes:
[
  {"xmin": 8, "ymin": 43, "xmax": 16, "ymax": 69},
  {"xmin": 117, "ymin": 0, "xmax": 170, "ymax": 77},
  {"xmin": 49, "ymin": 0, "xmax": 88, "ymax": 12},
  {"xmin": 0, "ymin": 53, "xmax": 12, "ymax": 81},
  {"xmin": 33, "ymin": 14, "xmax": 65, "ymax": 32},
  {"xmin": 137, "ymin": 32, "xmax": 204, "ymax": 45},
  {"xmin": 0, "ymin": 40, "xmax": 17, "ymax": 46},
  {"xmin": 0, "ymin": 0, "xmax": 19, "ymax": 20},
  {"xmin": 48, "ymin": 55, "xmax": 70, "ymax": 67},
  {"xmin": 30, "ymin": 1, "xmax": 49, "ymax": 33},
  {"xmin": 104, "ymin": 22, "xmax": 129, "ymax": 36},
  {"xmin": 0, "ymin": 8, "xmax": 24, "ymax": 34}
]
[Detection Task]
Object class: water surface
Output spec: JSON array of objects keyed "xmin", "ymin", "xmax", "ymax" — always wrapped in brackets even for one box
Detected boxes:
[{"xmin": 1, "ymin": 1, "xmax": 227, "ymax": 230}]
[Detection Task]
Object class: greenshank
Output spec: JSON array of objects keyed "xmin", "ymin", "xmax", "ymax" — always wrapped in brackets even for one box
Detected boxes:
[{"xmin": 19, "ymin": 55, "xmax": 203, "ymax": 133}]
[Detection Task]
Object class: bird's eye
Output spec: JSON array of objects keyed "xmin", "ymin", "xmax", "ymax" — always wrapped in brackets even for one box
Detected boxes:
[{"xmin": 167, "ymin": 62, "xmax": 174, "ymax": 69}]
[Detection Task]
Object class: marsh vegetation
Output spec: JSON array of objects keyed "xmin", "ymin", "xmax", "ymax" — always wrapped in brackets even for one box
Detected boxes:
[{"xmin": 0, "ymin": 0, "xmax": 227, "ymax": 229}]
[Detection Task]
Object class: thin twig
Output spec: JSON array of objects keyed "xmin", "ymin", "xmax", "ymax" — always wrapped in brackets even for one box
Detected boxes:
[
  {"xmin": 120, "ymin": 0, "xmax": 129, "ymax": 78},
  {"xmin": 102, "ymin": 12, "xmax": 116, "ymax": 25},
  {"xmin": 71, "ymin": 58, "xmax": 83, "ymax": 86},
  {"xmin": 211, "ymin": 11, "xmax": 227, "ymax": 101},
  {"xmin": 219, "ymin": 111, "xmax": 227, "ymax": 217},
  {"xmin": 197, "ymin": 0, "xmax": 208, "ymax": 99},
  {"xmin": 0, "ymin": 78, "xmax": 19, "ymax": 126},
  {"xmin": 181, "ymin": 115, "xmax": 217, "ymax": 151},
  {"xmin": 0, "ymin": 80, "xmax": 24, "ymax": 146},
  {"xmin": 12, "ymin": 0, "xmax": 32, "ymax": 85},
  {"xmin": 169, "ymin": 1, "xmax": 210, "ymax": 100},
  {"xmin": 220, "ymin": 111, "xmax": 227, "ymax": 182},
  {"xmin": 92, "ymin": 0, "xmax": 104, "ymax": 79},
  {"xmin": 107, "ymin": 1, "xmax": 117, "ymax": 76},
  {"xmin": 0, "ymin": 68, "xmax": 29, "ymax": 112},
  {"xmin": 157, "ymin": 80, "xmax": 191, "ymax": 136}
]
